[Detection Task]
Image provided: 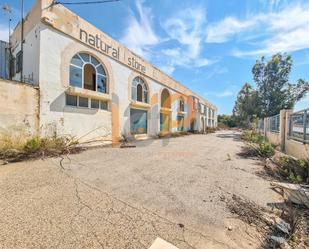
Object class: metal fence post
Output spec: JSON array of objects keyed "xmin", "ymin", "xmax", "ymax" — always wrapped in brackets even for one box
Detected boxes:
[{"xmin": 304, "ymin": 110, "xmax": 307, "ymax": 144}]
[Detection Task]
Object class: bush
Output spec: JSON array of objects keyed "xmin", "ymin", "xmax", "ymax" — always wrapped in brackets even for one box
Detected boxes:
[
  {"xmin": 0, "ymin": 134, "xmax": 79, "ymax": 163},
  {"xmin": 241, "ymin": 130, "xmax": 267, "ymax": 144},
  {"xmin": 258, "ymin": 142, "xmax": 275, "ymax": 158},
  {"xmin": 279, "ymin": 156, "xmax": 309, "ymax": 184}
]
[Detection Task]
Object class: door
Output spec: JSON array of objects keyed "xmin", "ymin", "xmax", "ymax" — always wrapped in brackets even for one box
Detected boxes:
[
  {"xmin": 130, "ymin": 108, "xmax": 148, "ymax": 134},
  {"xmin": 160, "ymin": 112, "xmax": 170, "ymax": 133}
]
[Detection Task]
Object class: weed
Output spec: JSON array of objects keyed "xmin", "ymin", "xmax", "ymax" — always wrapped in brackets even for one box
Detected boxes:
[
  {"xmin": 24, "ymin": 137, "xmax": 41, "ymax": 153},
  {"xmin": 0, "ymin": 129, "xmax": 80, "ymax": 163},
  {"xmin": 242, "ymin": 130, "xmax": 267, "ymax": 144},
  {"xmin": 258, "ymin": 142, "xmax": 275, "ymax": 158},
  {"xmin": 205, "ymin": 127, "xmax": 217, "ymax": 134},
  {"xmin": 156, "ymin": 132, "xmax": 164, "ymax": 139},
  {"xmin": 278, "ymin": 156, "xmax": 309, "ymax": 184},
  {"xmin": 171, "ymin": 132, "xmax": 182, "ymax": 138}
]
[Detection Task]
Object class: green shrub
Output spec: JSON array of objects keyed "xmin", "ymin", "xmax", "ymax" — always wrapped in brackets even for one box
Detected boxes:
[
  {"xmin": 279, "ymin": 156, "xmax": 309, "ymax": 184},
  {"xmin": 288, "ymin": 172, "xmax": 303, "ymax": 183},
  {"xmin": 24, "ymin": 137, "xmax": 41, "ymax": 153},
  {"xmin": 241, "ymin": 130, "xmax": 267, "ymax": 144},
  {"xmin": 258, "ymin": 142, "xmax": 275, "ymax": 158}
]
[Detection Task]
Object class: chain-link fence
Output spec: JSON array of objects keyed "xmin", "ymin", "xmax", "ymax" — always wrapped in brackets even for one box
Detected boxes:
[
  {"xmin": 268, "ymin": 114, "xmax": 280, "ymax": 133},
  {"xmin": 288, "ymin": 109, "xmax": 309, "ymax": 144}
]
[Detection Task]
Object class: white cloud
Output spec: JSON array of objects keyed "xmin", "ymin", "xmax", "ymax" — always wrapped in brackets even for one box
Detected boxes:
[
  {"xmin": 205, "ymin": 3, "xmax": 309, "ymax": 57},
  {"xmin": 120, "ymin": 0, "xmax": 160, "ymax": 58},
  {"xmin": 205, "ymin": 85, "xmax": 238, "ymax": 98},
  {"xmin": 206, "ymin": 17, "xmax": 256, "ymax": 43},
  {"xmin": 160, "ymin": 7, "xmax": 214, "ymax": 73},
  {"xmin": 120, "ymin": 2, "xmax": 214, "ymax": 75},
  {"xmin": 0, "ymin": 24, "xmax": 9, "ymax": 42},
  {"xmin": 216, "ymin": 90, "xmax": 235, "ymax": 98},
  {"xmin": 295, "ymin": 94, "xmax": 309, "ymax": 112},
  {"xmin": 204, "ymin": 66, "xmax": 228, "ymax": 80}
]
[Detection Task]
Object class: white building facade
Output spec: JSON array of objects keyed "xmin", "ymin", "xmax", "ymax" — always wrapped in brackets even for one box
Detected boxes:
[{"xmin": 9, "ymin": 0, "xmax": 217, "ymax": 143}]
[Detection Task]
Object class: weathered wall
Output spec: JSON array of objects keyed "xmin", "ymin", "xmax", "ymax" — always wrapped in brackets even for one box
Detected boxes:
[
  {"xmin": 265, "ymin": 131, "xmax": 280, "ymax": 146},
  {"xmin": 39, "ymin": 26, "xmax": 112, "ymax": 143},
  {"xmin": 284, "ymin": 110, "xmax": 308, "ymax": 159},
  {"xmin": 0, "ymin": 79, "xmax": 39, "ymax": 135},
  {"xmin": 38, "ymin": 24, "xmax": 188, "ymax": 141},
  {"xmin": 260, "ymin": 110, "xmax": 309, "ymax": 159},
  {"xmin": 285, "ymin": 139, "xmax": 308, "ymax": 159},
  {"xmin": 39, "ymin": 0, "xmax": 216, "ymax": 110},
  {"xmin": 8, "ymin": 0, "xmax": 218, "ymax": 144}
]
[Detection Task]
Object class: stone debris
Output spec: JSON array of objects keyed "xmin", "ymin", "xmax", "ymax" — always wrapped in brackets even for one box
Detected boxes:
[
  {"xmin": 275, "ymin": 217, "xmax": 291, "ymax": 235},
  {"xmin": 270, "ymin": 236, "xmax": 291, "ymax": 249}
]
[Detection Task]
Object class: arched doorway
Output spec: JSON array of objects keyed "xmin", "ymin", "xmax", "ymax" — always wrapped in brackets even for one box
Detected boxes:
[
  {"xmin": 160, "ymin": 88, "xmax": 171, "ymax": 133},
  {"xmin": 161, "ymin": 88, "xmax": 171, "ymax": 109}
]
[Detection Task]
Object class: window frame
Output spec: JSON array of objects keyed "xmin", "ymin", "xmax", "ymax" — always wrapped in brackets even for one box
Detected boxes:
[
  {"xmin": 131, "ymin": 77, "xmax": 149, "ymax": 103},
  {"xmin": 65, "ymin": 94, "xmax": 110, "ymax": 111},
  {"xmin": 69, "ymin": 53, "xmax": 108, "ymax": 93}
]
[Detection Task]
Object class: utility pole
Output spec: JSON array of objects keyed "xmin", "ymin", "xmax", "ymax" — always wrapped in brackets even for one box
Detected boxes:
[{"xmin": 20, "ymin": 0, "xmax": 24, "ymax": 82}]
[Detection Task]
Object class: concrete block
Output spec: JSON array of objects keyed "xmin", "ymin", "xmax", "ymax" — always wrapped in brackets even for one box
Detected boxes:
[{"xmin": 149, "ymin": 238, "xmax": 179, "ymax": 249}]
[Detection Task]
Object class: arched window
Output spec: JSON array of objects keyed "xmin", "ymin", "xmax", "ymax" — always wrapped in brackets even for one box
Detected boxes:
[
  {"xmin": 69, "ymin": 53, "xmax": 107, "ymax": 93},
  {"xmin": 161, "ymin": 88, "xmax": 171, "ymax": 108},
  {"xmin": 131, "ymin": 77, "xmax": 148, "ymax": 103}
]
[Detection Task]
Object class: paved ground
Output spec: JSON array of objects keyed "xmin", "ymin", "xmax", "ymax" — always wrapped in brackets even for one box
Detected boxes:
[{"xmin": 0, "ymin": 130, "xmax": 280, "ymax": 249}]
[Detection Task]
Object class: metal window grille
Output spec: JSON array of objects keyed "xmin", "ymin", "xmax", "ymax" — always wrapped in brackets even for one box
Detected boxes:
[
  {"xmin": 288, "ymin": 109, "xmax": 309, "ymax": 144},
  {"xmin": 268, "ymin": 114, "xmax": 280, "ymax": 132}
]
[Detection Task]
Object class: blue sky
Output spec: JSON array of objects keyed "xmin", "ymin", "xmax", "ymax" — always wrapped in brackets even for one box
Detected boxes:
[{"xmin": 1, "ymin": 0, "xmax": 309, "ymax": 114}]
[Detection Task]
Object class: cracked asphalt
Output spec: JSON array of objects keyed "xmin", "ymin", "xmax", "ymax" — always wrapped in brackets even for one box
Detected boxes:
[{"xmin": 0, "ymin": 130, "xmax": 280, "ymax": 249}]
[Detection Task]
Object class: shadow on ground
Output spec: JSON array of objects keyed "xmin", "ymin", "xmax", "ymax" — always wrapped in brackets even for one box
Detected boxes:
[{"xmin": 216, "ymin": 132, "xmax": 242, "ymax": 141}]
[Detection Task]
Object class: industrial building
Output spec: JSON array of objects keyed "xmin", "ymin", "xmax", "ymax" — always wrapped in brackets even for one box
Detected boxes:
[{"xmin": 1, "ymin": 0, "xmax": 217, "ymax": 143}]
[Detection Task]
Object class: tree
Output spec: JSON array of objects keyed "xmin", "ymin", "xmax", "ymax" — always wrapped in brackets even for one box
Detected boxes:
[
  {"xmin": 217, "ymin": 114, "xmax": 237, "ymax": 128},
  {"xmin": 233, "ymin": 83, "xmax": 260, "ymax": 127},
  {"xmin": 252, "ymin": 54, "xmax": 309, "ymax": 117}
]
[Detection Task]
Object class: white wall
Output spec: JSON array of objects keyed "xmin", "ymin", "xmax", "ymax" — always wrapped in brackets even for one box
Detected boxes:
[
  {"xmin": 39, "ymin": 26, "xmax": 112, "ymax": 143},
  {"xmin": 37, "ymin": 25, "xmax": 187, "ymax": 142},
  {"xmin": 11, "ymin": 24, "xmax": 41, "ymax": 85}
]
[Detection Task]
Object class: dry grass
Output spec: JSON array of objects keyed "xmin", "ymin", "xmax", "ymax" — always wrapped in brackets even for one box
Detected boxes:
[
  {"xmin": 0, "ymin": 125, "xmax": 32, "ymax": 152},
  {"xmin": 0, "ymin": 125, "xmax": 81, "ymax": 163}
]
